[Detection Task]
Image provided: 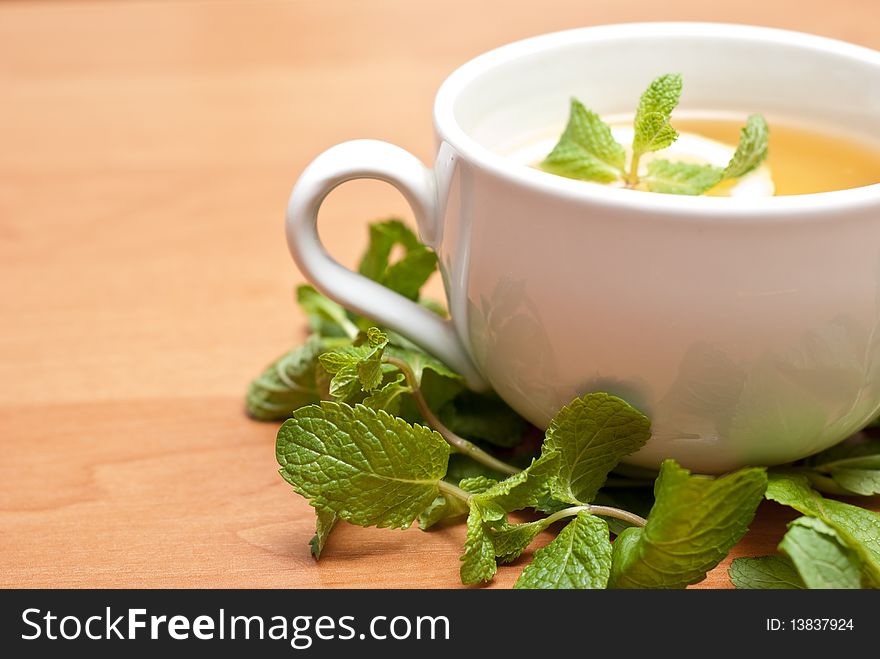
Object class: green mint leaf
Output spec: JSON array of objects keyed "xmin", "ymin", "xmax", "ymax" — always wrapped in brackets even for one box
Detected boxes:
[
  {"xmin": 419, "ymin": 476, "xmax": 497, "ymax": 531},
  {"xmin": 358, "ymin": 219, "xmax": 437, "ymax": 301},
  {"xmin": 319, "ymin": 328, "xmax": 389, "ymax": 399},
  {"xmin": 632, "ymin": 73, "xmax": 682, "ymax": 156},
  {"xmin": 644, "ymin": 159, "xmax": 723, "ymax": 196},
  {"xmin": 437, "ymin": 391, "xmax": 527, "ymax": 448},
  {"xmin": 829, "ymin": 468, "xmax": 880, "ymax": 496},
  {"xmin": 806, "ymin": 437, "xmax": 880, "ymax": 471},
  {"xmin": 296, "ymin": 284, "xmax": 358, "ymax": 339},
  {"xmin": 544, "ymin": 393, "xmax": 651, "ymax": 505},
  {"xmin": 514, "ymin": 512, "xmax": 612, "ymax": 589},
  {"xmin": 765, "ymin": 473, "xmax": 880, "ymax": 585},
  {"xmin": 609, "ymin": 460, "xmax": 767, "ymax": 588},
  {"xmin": 276, "ymin": 401, "xmax": 451, "ymax": 529},
  {"xmin": 357, "ymin": 328, "xmax": 388, "ymax": 391},
  {"xmin": 540, "ymin": 99, "xmax": 625, "ymax": 183},
  {"xmin": 492, "ymin": 519, "xmax": 551, "ymax": 564},
  {"xmin": 729, "ymin": 556, "xmax": 805, "ymax": 589},
  {"xmin": 722, "ymin": 114, "xmax": 769, "ymax": 180},
  {"xmin": 246, "ymin": 337, "xmax": 323, "ymax": 421},
  {"xmin": 799, "ymin": 438, "xmax": 880, "ymax": 495},
  {"xmin": 458, "ymin": 476, "xmax": 499, "ymax": 494},
  {"xmin": 325, "ymin": 367, "xmax": 361, "ymax": 400},
  {"xmin": 418, "ymin": 494, "xmax": 468, "ymax": 531},
  {"xmin": 362, "ymin": 373, "xmax": 410, "ymax": 415},
  {"xmin": 779, "ymin": 517, "xmax": 862, "ymax": 589},
  {"xmin": 460, "ymin": 503, "xmax": 497, "ymax": 584},
  {"xmin": 309, "ymin": 508, "xmax": 338, "ymax": 560},
  {"xmin": 383, "ymin": 248, "xmax": 438, "ymax": 301},
  {"xmin": 473, "ymin": 451, "xmax": 560, "ymax": 515},
  {"xmin": 358, "ymin": 219, "xmax": 421, "ymax": 279}
]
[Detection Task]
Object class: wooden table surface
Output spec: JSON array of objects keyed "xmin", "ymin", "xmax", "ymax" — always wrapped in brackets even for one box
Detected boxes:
[{"xmin": 2, "ymin": 0, "xmax": 878, "ymax": 589}]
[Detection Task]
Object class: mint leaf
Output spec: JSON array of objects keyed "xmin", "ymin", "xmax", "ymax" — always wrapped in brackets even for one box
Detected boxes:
[
  {"xmin": 357, "ymin": 328, "xmax": 389, "ymax": 391},
  {"xmin": 319, "ymin": 328, "xmax": 389, "ymax": 399},
  {"xmin": 799, "ymin": 438, "xmax": 880, "ymax": 495},
  {"xmin": 458, "ymin": 476, "xmax": 499, "ymax": 493},
  {"xmin": 473, "ymin": 451, "xmax": 560, "ymax": 515},
  {"xmin": 246, "ymin": 337, "xmax": 323, "ymax": 421},
  {"xmin": 492, "ymin": 519, "xmax": 551, "ymax": 564},
  {"xmin": 632, "ymin": 73, "xmax": 682, "ymax": 156},
  {"xmin": 460, "ymin": 503, "xmax": 497, "ymax": 584},
  {"xmin": 729, "ymin": 556, "xmax": 805, "ymax": 589},
  {"xmin": 309, "ymin": 508, "xmax": 337, "ymax": 560},
  {"xmin": 358, "ymin": 219, "xmax": 436, "ymax": 301},
  {"xmin": 419, "ymin": 476, "xmax": 497, "ymax": 531},
  {"xmin": 779, "ymin": 517, "xmax": 862, "ymax": 589},
  {"xmin": 644, "ymin": 159, "xmax": 723, "ymax": 195},
  {"xmin": 765, "ymin": 473, "xmax": 880, "ymax": 585},
  {"xmin": 807, "ymin": 438, "xmax": 880, "ymax": 471},
  {"xmin": 418, "ymin": 494, "xmax": 468, "ymax": 531},
  {"xmin": 383, "ymin": 249, "xmax": 438, "ymax": 301},
  {"xmin": 722, "ymin": 114, "xmax": 769, "ymax": 180},
  {"xmin": 296, "ymin": 284, "xmax": 358, "ymax": 339},
  {"xmin": 362, "ymin": 373, "xmax": 410, "ymax": 415},
  {"xmin": 276, "ymin": 401, "xmax": 451, "ymax": 529},
  {"xmin": 544, "ymin": 393, "xmax": 651, "ymax": 505},
  {"xmin": 540, "ymin": 99, "xmax": 625, "ymax": 183},
  {"xmin": 514, "ymin": 512, "xmax": 612, "ymax": 589},
  {"xmin": 609, "ymin": 460, "xmax": 767, "ymax": 588},
  {"xmin": 830, "ymin": 468, "xmax": 880, "ymax": 496}
]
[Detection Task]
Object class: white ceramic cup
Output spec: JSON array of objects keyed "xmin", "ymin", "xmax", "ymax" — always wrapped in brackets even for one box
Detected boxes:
[{"xmin": 286, "ymin": 23, "xmax": 880, "ymax": 472}]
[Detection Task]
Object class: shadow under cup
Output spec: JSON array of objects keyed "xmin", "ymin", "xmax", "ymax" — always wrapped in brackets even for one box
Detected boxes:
[{"xmin": 432, "ymin": 24, "xmax": 880, "ymax": 472}]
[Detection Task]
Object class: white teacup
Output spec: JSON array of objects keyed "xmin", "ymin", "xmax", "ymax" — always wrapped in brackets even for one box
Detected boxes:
[{"xmin": 286, "ymin": 23, "xmax": 880, "ymax": 472}]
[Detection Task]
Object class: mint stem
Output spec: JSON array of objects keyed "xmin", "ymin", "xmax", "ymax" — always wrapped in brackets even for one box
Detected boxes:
[
  {"xmin": 626, "ymin": 152, "xmax": 641, "ymax": 186},
  {"xmin": 383, "ymin": 356, "xmax": 520, "ymax": 476},
  {"xmin": 545, "ymin": 504, "xmax": 647, "ymax": 528},
  {"xmin": 437, "ymin": 480, "xmax": 472, "ymax": 502}
]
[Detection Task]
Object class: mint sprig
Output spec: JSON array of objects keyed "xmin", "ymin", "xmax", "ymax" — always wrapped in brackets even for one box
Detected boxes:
[
  {"xmin": 540, "ymin": 74, "xmax": 770, "ymax": 195},
  {"xmin": 629, "ymin": 72, "xmax": 683, "ymax": 181}
]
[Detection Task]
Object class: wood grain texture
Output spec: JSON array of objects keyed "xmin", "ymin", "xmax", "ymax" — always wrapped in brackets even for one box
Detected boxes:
[{"xmin": 1, "ymin": 0, "xmax": 878, "ymax": 589}]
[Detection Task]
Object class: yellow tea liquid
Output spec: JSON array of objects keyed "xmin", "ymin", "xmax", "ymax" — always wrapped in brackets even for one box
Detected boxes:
[{"xmin": 675, "ymin": 117, "xmax": 880, "ymax": 195}]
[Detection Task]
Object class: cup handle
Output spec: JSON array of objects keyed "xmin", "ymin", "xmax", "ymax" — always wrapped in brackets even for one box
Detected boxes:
[{"xmin": 285, "ymin": 139, "xmax": 487, "ymax": 390}]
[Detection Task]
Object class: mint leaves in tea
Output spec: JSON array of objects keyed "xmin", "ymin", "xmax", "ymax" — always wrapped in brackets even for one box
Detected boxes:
[{"xmin": 529, "ymin": 73, "xmax": 880, "ymax": 196}]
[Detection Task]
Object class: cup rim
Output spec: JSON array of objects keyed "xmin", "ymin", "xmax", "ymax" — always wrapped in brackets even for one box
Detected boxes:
[{"xmin": 433, "ymin": 22, "xmax": 880, "ymax": 219}]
